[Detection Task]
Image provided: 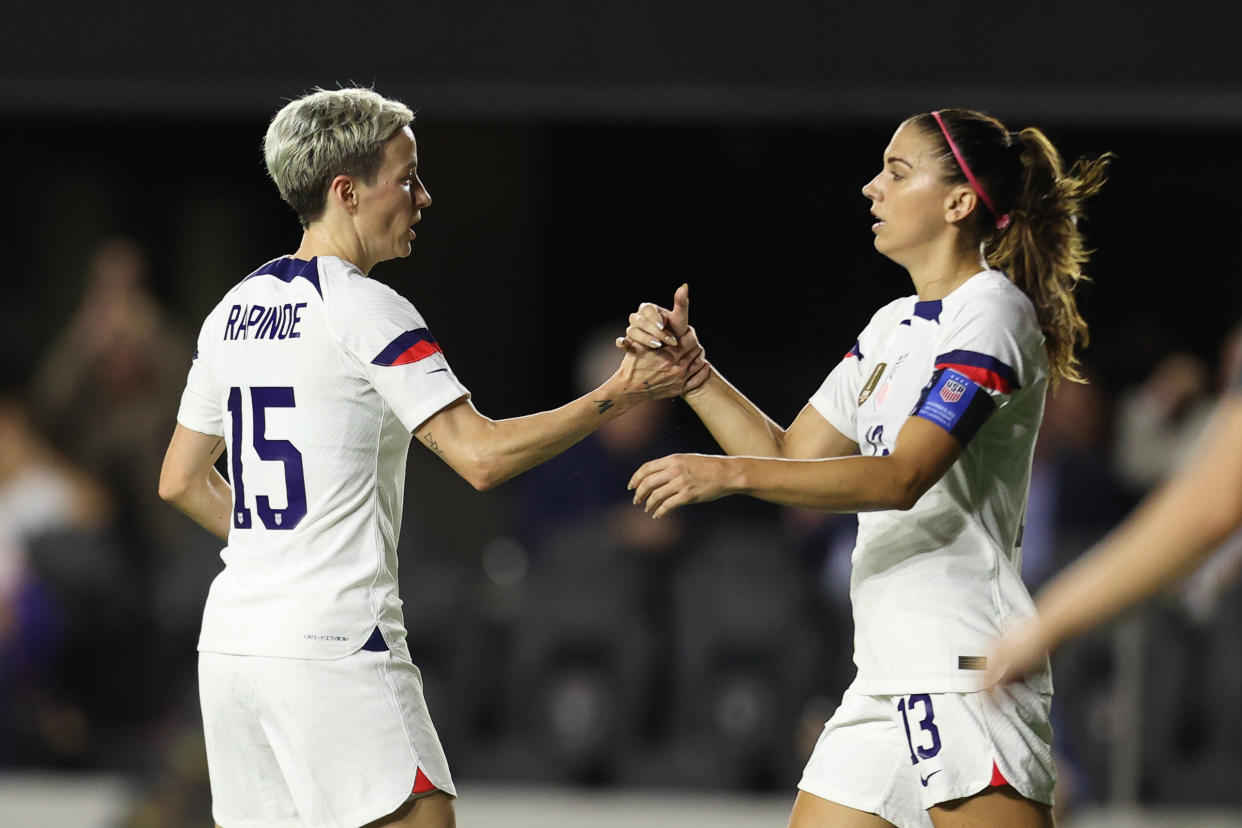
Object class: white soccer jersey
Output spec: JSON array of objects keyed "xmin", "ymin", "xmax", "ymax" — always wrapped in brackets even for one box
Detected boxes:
[
  {"xmin": 811, "ymin": 269, "xmax": 1052, "ymax": 694},
  {"xmin": 176, "ymin": 255, "xmax": 469, "ymax": 660}
]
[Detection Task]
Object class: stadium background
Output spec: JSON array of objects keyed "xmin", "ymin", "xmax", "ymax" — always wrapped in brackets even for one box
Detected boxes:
[{"xmin": 3, "ymin": 2, "xmax": 1242, "ymax": 825}]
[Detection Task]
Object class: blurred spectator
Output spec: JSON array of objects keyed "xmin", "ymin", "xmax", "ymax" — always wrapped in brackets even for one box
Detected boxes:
[
  {"xmin": 30, "ymin": 236, "xmax": 215, "ymax": 683},
  {"xmin": 1111, "ymin": 351, "xmax": 1215, "ymax": 494},
  {"xmin": 1100, "ymin": 325, "xmax": 1242, "ymax": 625},
  {"xmin": 1176, "ymin": 321, "xmax": 1242, "ymax": 624},
  {"xmin": 494, "ymin": 328, "xmax": 699, "ymax": 781},
  {"xmin": 520, "ymin": 326, "xmax": 691, "ymax": 557},
  {"xmin": 1002, "ymin": 373, "xmax": 1133, "ymax": 815},
  {"xmin": 0, "ymin": 384, "xmax": 114, "ymax": 766},
  {"xmin": 32, "ymin": 236, "xmax": 191, "ymax": 544},
  {"xmin": 1022, "ymin": 372, "xmax": 1134, "ymax": 591},
  {"xmin": 0, "ymin": 393, "xmax": 112, "ymax": 539},
  {"xmin": 779, "ymin": 507, "xmax": 857, "ymax": 695}
]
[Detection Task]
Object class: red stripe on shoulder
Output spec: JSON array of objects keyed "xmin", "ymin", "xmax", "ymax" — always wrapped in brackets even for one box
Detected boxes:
[
  {"xmin": 936, "ymin": 363, "xmax": 1012, "ymax": 395},
  {"xmin": 393, "ymin": 340, "xmax": 443, "ymax": 365}
]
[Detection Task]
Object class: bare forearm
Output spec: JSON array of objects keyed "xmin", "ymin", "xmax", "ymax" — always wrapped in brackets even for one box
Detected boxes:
[
  {"xmin": 631, "ymin": 415, "xmax": 955, "ymax": 519},
  {"xmin": 422, "ymin": 377, "xmax": 651, "ymax": 491},
  {"xmin": 683, "ymin": 368, "xmax": 790, "ymax": 457},
  {"xmin": 166, "ymin": 470, "xmax": 232, "ymax": 541},
  {"xmin": 475, "ymin": 396, "xmax": 625, "ymax": 488},
  {"xmin": 1035, "ymin": 466, "xmax": 1242, "ymax": 649},
  {"xmin": 726, "ymin": 453, "xmax": 922, "ymax": 512},
  {"xmin": 986, "ymin": 399, "xmax": 1242, "ymax": 686}
]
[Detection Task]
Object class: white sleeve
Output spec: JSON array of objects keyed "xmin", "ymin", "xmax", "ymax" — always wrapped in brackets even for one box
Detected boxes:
[
  {"xmin": 911, "ymin": 290, "xmax": 1039, "ymax": 445},
  {"xmin": 809, "ymin": 334, "xmax": 867, "ymax": 443},
  {"xmin": 326, "ymin": 276, "xmax": 470, "ymax": 433},
  {"xmin": 925, "ymin": 292, "xmax": 1034, "ymax": 408},
  {"xmin": 176, "ymin": 314, "xmax": 225, "ymax": 437}
]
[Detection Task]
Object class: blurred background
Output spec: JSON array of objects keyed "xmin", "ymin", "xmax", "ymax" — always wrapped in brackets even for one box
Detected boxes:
[{"xmin": 4, "ymin": 1, "xmax": 1242, "ymax": 825}]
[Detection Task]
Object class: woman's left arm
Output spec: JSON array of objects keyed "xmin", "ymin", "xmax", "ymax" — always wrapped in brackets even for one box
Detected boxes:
[{"xmin": 630, "ymin": 416, "xmax": 962, "ymax": 518}]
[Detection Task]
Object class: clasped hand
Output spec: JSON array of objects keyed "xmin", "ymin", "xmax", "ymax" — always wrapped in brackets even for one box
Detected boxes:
[
  {"xmin": 617, "ymin": 283, "xmax": 735, "ymax": 517},
  {"xmin": 615, "ymin": 326, "xmax": 708, "ymax": 401},
  {"xmin": 614, "ymin": 282, "xmax": 710, "ymax": 401}
]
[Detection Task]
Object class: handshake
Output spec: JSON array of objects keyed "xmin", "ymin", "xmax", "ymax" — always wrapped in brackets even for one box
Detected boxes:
[{"xmin": 608, "ymin": 283, "xmax": 711, "ymax": 402}]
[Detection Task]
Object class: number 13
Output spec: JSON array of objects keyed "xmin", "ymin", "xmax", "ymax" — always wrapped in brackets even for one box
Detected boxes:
[{"xmin": 897, "ymin": 694, "xmax": 942, "ymax": 765}]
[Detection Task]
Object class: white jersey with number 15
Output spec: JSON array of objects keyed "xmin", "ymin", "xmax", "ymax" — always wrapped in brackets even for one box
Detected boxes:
[{"xmin": 176, "ymin": 255, "xmax": 469, "ymax": 660}]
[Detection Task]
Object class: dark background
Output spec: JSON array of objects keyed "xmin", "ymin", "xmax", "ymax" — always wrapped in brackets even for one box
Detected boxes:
[
  {"xmin": 4, "ymin": 1, "xmax": 1242, "ymax": 819},
  {"xmin": 5, "ymin": 0, "xmax": 1242, "ymax": 414}
]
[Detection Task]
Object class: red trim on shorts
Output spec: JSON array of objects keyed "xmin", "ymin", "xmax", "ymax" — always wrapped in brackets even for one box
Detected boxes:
[
  {"xmin": 989, "ymin": 760, "xmax": 1009, "ymax": 787},
  {"xmin": 412, "ymin": 767, "xmax": 437, "ymax": 794}
]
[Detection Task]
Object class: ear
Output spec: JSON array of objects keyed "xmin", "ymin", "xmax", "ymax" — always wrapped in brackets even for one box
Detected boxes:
[
  {"xmin": 327, "ymin": 174, "xmax": 359, "ymax": 215},
  {"xmin": 943, "ymin": 185, "xmax": 978, "ymax": 226}
]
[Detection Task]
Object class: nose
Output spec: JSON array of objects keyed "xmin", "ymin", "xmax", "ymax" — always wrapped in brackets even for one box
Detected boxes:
[
  {"xmin": 414, "ymin": 177, "xmax": 432, "ymax": 209},
  {"xmin": 861, "ymin": 173, "xmax": 881, "ymax": 202}
]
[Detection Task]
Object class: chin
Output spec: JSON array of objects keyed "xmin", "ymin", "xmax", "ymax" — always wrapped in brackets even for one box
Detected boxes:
[{"xmin": 871, "ymin": 237, "xmax": 905, "ymax": 266}]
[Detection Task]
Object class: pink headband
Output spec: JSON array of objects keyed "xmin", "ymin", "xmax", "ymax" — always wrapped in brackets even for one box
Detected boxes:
[{"xmin": 930, "ymin": 110, "xmax": 1010, "ymax": 230}]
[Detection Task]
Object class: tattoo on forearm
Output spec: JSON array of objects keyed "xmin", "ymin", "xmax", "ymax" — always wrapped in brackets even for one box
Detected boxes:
[
  {"xmin": 595, "ymin": 398, "xmax": 615, "ymax": 415},
  {"xmin": 422, "ymin": 432, "xmax": 446, "ymax": 460},
  {"xmin": 643, "ymin": 380, "xmax": 655, "ymax": 400}
]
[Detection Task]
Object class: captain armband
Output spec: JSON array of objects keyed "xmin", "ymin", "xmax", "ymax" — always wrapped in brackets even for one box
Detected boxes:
[{"xmin": 911, "ymin": 368, "xmax": 996, "ymax": 446}]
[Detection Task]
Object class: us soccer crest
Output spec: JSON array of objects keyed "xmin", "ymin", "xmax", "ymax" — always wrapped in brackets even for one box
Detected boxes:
[{"xmin": 939, "ymin": 376, "xmax": 968, "ymax": 404}]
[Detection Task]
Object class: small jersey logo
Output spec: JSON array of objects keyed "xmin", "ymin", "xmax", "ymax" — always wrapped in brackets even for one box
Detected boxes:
[
  {"xmin": 957, "ymin": 655, "xmax": 988, "ymax": 671},
  {"xmin": 858, "ymin": 362, "xmax": 887, "ymax": 405},
  {"xmin": 939, "ymin": 377, "xmax": 968, "ymax": 404},
  {"xmin": 919, "ymin": 770, "xmax": 942, "ymax": 787}
]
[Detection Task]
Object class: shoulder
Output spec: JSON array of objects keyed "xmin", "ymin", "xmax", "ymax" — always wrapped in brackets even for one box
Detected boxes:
[
  {"xmin": 968, "ymin": 270, "xmax": 1036, "ymax": 317},
  {"xmin": 945, "ymin": 270, "xmax": 1039, "ymax": 333},
  {"xmin": 319, "ymin": 258, "xmax": 425, "ymax": 326},
  {"xmin": 863, "ymin": 295, "xmax": 916, "ymax": 333},
  {"xmin": 318, "ymin": 256, "xmax": 380, "ymax": 299},
  {"xmin": 936, "ymin": 271, "xmax": 1048, "ymax": 389},
  {"xmin": 196, "ymin": 284, "xmax": 247, "ymax": 331}
]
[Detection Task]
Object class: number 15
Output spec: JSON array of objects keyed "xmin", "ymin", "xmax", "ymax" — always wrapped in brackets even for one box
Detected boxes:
[{"xmin": 226, "ymin": 386, "xmax": 307, "ymax": 531}]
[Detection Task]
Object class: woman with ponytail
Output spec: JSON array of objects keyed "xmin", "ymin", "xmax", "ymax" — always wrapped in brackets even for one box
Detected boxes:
[{"xmin": 621, "ymin": 109, "xmax": 1111, "ymax": 827}]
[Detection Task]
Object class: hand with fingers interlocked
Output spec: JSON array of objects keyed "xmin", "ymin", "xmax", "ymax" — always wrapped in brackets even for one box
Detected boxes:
[
  {"xmin": 614, "ymin": 283, "xmax": 740, "ymax": 517},
  {"xmin": 615, "ymin": 283, "xmax": 712, "ymax": 398}
]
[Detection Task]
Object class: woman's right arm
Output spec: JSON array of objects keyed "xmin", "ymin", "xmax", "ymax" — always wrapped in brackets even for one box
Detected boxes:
[
  {"xmin": 682, "ymin": 371, "xmax": 858, "ymax": 459},
  {"xmin": 159, "ymin": 424, "xmax": 232, "ymax": 541},
  {"xmin": 624, "ymin": 284, "xmax": 858, "ymax": 460}
]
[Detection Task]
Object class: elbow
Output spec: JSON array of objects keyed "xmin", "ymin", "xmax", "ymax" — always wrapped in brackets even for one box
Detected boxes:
[
  {"xmin": 885, "ymin": 465, "xmax": 929, "ymax": 512},
  {"xmin": 459, "ymin": 451, "xmax": 509, "ymax": 492},
  {"xmin": 467, "ymin": 470, "xmax": 503, "ymax": 492},
  {"xmin": 890, "ymin": 491, "xmax": 922, "ymax": 512},
  {"xmin": 158, "ymin": 474, "xmax": 187, "ymax": 506}
]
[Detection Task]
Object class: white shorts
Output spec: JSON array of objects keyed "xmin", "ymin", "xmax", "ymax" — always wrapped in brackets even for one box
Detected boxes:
[
  {"xmin": 797, "ymin": 680, "xmax": 1054, "ymax": 828},
  {"xmin": 199, "ymin": 646, "xmax": 455, "ymax": 828}
]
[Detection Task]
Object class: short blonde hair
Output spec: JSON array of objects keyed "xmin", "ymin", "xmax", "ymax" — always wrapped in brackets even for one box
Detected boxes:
[{"xmin": 263, "ymin": 87, "xmax": 415, "ymax": 227}]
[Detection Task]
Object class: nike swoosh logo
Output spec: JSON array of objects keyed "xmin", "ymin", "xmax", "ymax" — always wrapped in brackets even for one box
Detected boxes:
[
  {"xmin": 919, "ymin": 770, "xmax": 941, "ymax": 787},
  {"xmin": 425, "ymin": 368, "xmax": 448, "ymax": 375}
]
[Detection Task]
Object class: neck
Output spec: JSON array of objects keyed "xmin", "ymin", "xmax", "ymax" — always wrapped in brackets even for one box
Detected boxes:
[
  {"xmin": 293, "ymin": 223, "xmax": 374, "ymax": 274},
  {"xmin": 905, "ymin": 238, "xmax": 985, "ymax": 301}
]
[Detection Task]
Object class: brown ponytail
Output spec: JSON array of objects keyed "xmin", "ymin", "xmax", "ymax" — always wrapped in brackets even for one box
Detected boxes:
[
  {"xmin": 986, "ymin": 129, "xmax": 1111, "ymax": 385},
  {"xmin": 911, "ymin": 110, "xmax": 1113, "ymax": 386}
]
